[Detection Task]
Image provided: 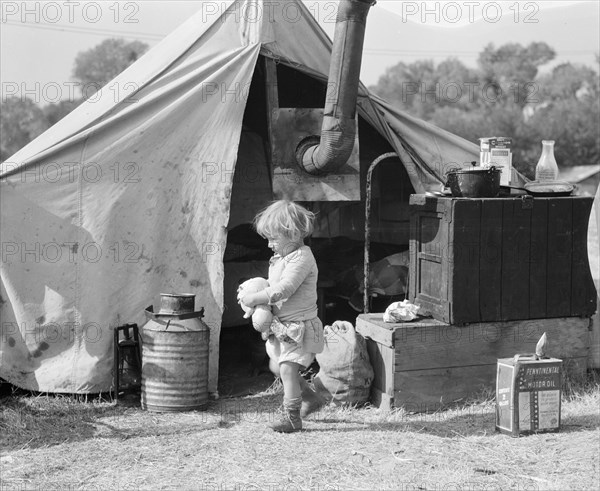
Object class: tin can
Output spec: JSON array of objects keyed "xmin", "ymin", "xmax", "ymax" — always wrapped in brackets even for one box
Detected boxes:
[
  {"xmin": 489, "ymin": 137, "xmax": 513, "ymax": 186},
  {"xmin": 496, "ymin": 354, "xmax": 562, "ymax": 437},
  {"xmin": 479, "ymin": 137, "xmax": 492, "ymax": 166},
  {"xmin": 140, "ymin": 294, "xmax": 210, "ymax": 412}
]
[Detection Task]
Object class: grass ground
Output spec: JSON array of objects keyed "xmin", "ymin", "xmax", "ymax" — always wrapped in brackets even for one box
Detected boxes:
[{"xmin": 1, "ymin": 371, "xmax": 599, "ymax": 491}]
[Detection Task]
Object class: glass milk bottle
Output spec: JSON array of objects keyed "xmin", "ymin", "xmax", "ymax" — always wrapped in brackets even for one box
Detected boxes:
[{"xmin": 535, "ymin": 140, "xmax": 559, "ymax": 182}]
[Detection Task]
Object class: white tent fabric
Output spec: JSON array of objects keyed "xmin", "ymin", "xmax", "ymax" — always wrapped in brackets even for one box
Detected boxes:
[{"xmin": 0, "ymin": 0, "xmax": 481, "ymax": 394}]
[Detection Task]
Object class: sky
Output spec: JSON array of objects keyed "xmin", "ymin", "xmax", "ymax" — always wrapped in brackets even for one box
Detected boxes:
[
  {"xmin": 0, "ymin": 0, "xmax": 597, "ymax": 103},
  {"xmin": 373, "ymin": 0, "xmax": 587, "ymax": 26}
]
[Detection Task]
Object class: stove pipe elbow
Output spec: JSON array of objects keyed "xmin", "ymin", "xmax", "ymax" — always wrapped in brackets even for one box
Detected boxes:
[{"xmin": 296, "ymin": 0, "xmax": 375, "ymax": 175}]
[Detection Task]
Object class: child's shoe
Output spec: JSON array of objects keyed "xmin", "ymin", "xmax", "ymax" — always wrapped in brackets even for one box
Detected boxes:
[
  {"xmin": 300, "ymin": 388, "xmax": 326, "ymax": 418},
  {"xmin": 299, "ymin": 377, "xmax": 326, "ymax": 418},
  {"xmin": 271, "ymin": 397, "xmax": 302, "ymax": 433}
]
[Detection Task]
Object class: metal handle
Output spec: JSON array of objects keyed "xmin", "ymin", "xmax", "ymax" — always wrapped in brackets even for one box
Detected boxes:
[
  {"xmin": 364, "ymin": 152, "xmax": 399, "ymax": 313},
  {"xmin": 144, "ymin": 305, "xmax": 205, "ymax": 320},
  {"xmin": 513, "ymin": 353, "xmax": 546, "ymax": 362}
]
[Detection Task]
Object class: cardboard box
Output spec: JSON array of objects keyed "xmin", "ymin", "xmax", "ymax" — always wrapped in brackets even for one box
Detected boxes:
[
  {"xmin": 480, "ymin": 137, "xmax": 513, "ymax": 186},
  {"xmin": 489, "ymin": 138, "xmax": 513, "ymax": 186}
]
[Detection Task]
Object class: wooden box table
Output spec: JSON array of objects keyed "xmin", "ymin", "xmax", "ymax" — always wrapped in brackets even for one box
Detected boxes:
[
  {"xmin": 408, "ymin": 195, "xmax": 596, "ymax": 325},
  {"xmin": 356, "ymin": 313, "xmax": 589, "ymax": 412}
]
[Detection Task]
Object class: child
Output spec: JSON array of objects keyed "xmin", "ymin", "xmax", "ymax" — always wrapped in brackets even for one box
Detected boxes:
[{"xmin": 238, "ymin": 200, "xmax": 325, "ymax": 433}]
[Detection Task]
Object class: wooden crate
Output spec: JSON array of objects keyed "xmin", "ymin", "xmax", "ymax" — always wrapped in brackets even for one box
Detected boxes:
[
  {"xmin": 356, "ymin": 313, "xmax": 590, "ymax": 412},
  {"xmin": 409, "ymin": 195, "xmax": 596, "ymax": 325}
]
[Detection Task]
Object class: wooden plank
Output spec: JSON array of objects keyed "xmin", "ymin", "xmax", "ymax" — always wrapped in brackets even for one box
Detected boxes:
[
  {"xmin": 409, "ymin": 196, "xmax": 455, "ymax": 323},
  {"xmin": 356, "ymin": 314, "xmax": 396, "ymax": 348},
  {"xmin": 419, "ymin": 215, "xmax": 445, "ymax": 301},
  {"xmin": 529, "ymin": 199, "xmax": 549, "ymax": 318},
  {"xmin": 416, "ymin": 214, "xmax": 442, "ymax": 305},
  {"xmin": 450, "ymin": 199, "xmax": 482, "ymax": 323},
  {"xmin": 408, "ymin": 193, "xmax": 428, "ymax": 209},
  {"xmin": 547, "ymin": 199, "xmax": 573, "ymax": 317},
  {"xmin": 356, "ymin": 314, "xmax": 448, "ymax": 348},
  {"xmin": 392, "ymin": 317, "xmax": 590, "ymax": 371},
  {"xmin": 501, "ymin": 199, "xmax": 531, "ymax": 320},
  {"xmin": 560, "ymin": 356, "xmax": 591, "ymax": 380},
  {"xmin": 409, "ymin": 201, "xmax": 419, "ymax": 304},
  {"xmin": 410, "ymin": 200, "xmax": 451, "ymax": 322},
  {"xmin": 479, "ymin": 199, "xmax": 503, "ymax": 321},
  {"xmin": 438, "ymin": 199, "xmax": 451, "ymax": 319},
  {"xmin": 370, "ymin": 386, "xmax": 393, "ymax": 411},
  {"xmin": 364, "ymin": 338, "xmax": 394, "ymax": 396},
  {"xmin": 589, "ymin": 306, "xmax": 600, "ymax": 369},
  {"xmin": 571, "ymin": 197, "xmax": 596, "ymax": 316},
  {"xmin": 357, "ymin": 313, "xmax": 386, "ymax": 325},
  {"xmin": 391, "ymin": 358, "xmax": 588, "ymax": 412},
  {"xmin": 264, "ymin": 56, "xmax": 279, "ymax": 164},
  {"xmin": 409, "ymin": 196, "xmax": 441, "ymax": 280},
  {"xmin": 356, "ymin": 315, "xmax": 448, "ymax": 341},
  {"xmin": 393, "ymin": 364, "xmax": 497, "ymax": 411}
]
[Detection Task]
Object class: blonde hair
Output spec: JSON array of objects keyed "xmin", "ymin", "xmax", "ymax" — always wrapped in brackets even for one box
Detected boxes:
[{"xmin": 254, "ymin": 200, "xmax": 315, "ymax": 240}]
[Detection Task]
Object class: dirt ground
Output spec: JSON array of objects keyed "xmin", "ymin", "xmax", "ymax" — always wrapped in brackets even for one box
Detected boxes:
[{"xmin": 1, "ymin": 367, "xmax": 599, "ymax": 491}]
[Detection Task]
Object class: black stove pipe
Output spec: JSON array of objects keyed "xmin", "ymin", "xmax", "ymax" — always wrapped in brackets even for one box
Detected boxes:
[{"xmin": 295, "ymin": 0, "xmax": 375, "ymax": 175}]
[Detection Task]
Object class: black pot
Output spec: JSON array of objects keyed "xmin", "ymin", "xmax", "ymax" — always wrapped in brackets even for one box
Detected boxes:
[{"xmin": 446, "ymin": 166, "xmax": 502, "ymax": 198}]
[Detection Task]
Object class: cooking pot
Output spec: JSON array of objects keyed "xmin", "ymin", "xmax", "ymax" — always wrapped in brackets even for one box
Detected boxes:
[{"xmin": 446, "ymin": 165, "xmax": 502, "ymax": 198}]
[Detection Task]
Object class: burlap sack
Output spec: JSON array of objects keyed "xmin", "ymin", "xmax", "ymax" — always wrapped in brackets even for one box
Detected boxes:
[{"xmin": 313, "ymin": 321, "xmax": 374, "ymax": 405}]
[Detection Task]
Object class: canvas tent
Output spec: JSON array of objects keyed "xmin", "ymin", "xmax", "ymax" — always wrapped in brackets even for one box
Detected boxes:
[{"xmin": 1, "ymin": 0, "xmax": 486, "ymax": 395}]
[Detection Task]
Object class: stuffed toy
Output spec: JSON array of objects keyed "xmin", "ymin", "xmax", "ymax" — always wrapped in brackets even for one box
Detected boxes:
[{"xmin": 237, "ymin": 277, "xmax": 273, "ymax": 340}]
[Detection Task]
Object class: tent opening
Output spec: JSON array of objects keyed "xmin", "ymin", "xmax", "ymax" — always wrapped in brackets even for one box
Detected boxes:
[{"xmin": 218, "ymin": 57, "xmax": 417, "ymax": 395}]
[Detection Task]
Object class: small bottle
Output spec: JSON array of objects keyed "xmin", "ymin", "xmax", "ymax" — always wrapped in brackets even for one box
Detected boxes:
[{"xmin": 535, "ymin": 140, "xmax": 559, "ymax": 182}]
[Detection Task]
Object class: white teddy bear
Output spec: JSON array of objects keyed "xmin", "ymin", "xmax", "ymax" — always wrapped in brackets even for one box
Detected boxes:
[{"xmin": 237, "ymin": 277, "xmax": 273, "ymax": 340}]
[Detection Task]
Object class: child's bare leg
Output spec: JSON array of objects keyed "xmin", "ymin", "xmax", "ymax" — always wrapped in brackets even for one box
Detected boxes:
[
  {"xmin": 279, "ymin": 361, "xmax": 301, "ymax": 399},
  {"xmin": 298, "ymin": 371, "xmax": 326, "ymax": 417},
  {"xmin": 271, "ymin": 361, "xmax": 303, "ymax": 433},
  {"xmin": 298, "ymin": 374, "xmax": 310, "ymax": 392},
  {"xmin": 265, "ymin": 338, "xmax": 280, "ymax": 377},
  {"xmin": 269, "ymin": 358, "xmax": 280, "ymax": 377}
]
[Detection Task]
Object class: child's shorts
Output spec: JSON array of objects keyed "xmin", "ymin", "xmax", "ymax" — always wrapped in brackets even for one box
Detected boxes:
[{"xmin": 265, "ymin": 317, "xmax": 323, "ymax": 369}]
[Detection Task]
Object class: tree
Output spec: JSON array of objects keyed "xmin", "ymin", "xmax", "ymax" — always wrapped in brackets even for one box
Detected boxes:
[
  {"xmin": 477, "ymin": 42, "xmax": 555, "ymax": 108},
  {"xmin": 535, "ymin": 62, "xmax": 599, "ymax": 102},
  {"xmin": 373, "ymin": 60, "xmax": 437, "ymax": 118},
  {"xmin": 523, "ymin": 63, "xmax": 600, "ymax": 171},
  {"xmin": 0, "ymin": 97, "xmax": 49, "ymax": 162},
  {"xmin": 369, "ymin": 41, "xmax": 600, "ymax": 177},
  {"xmin": 72, "ymin": 38, "xmax": 149, "ymax": 98},
  {"xmin": 371, "ymin": 58, "xmax": 479, "ymax": 120},
  {"xmin": 43, "ymin": 99, "xmax": 83, "ymax": 126},
  {"xmin": 0, "ymin": 38, "xmax": 150, "ymax": 162},
  {"xmin": 427, "ymin": 106, "xmax": 487, "ymax": 146}
]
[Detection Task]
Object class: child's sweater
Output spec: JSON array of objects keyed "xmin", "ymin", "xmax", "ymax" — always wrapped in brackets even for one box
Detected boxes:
[{"xmin": 264, "ymin": 245, "xmax": 318, "ymax": 323}]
